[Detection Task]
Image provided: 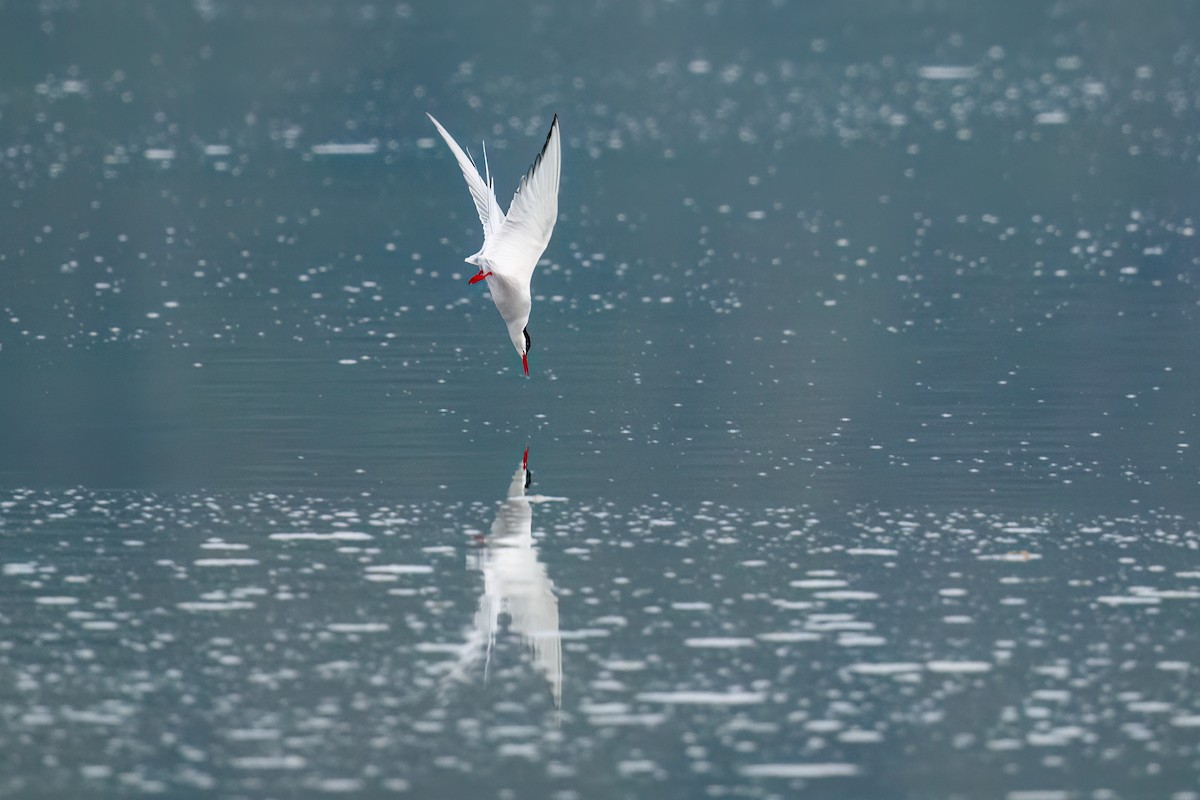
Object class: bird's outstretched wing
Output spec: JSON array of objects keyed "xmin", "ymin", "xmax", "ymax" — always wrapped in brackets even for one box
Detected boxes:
[
  {"xmin": 427, "ymin": 113, "xmax": 506, "ymax": 241},
  {"xmin": 480, "ymin": 115, "xmax": 561, "ymax": 283}
]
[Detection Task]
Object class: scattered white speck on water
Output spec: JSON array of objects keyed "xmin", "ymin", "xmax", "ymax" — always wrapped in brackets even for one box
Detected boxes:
[
  {"xmin": 1170, "ymin": 715, "xmax": 1200, "ymax": 727},
  {"xmin": 637, "ymin": 691, "xmax": 766, "ymax": 705},
  {"xmin": 177, "ymin": 601, "xmax": 256, "ymax": 612},
  {"xmin": 757, "ymin": 631, "xmax": 822, "ymax": 643},
  {"xmin": 230, "ymin": 755, "xmax": 307, "ymax": 770},
  {"xmin": 740, "ymin": 763, "xmax": 860, "ymax": 778},
  {"xmin": 311, "ymin": 143, "xmax": 378, "ymax": 155},
  {"xmin": 815, "ymin": 590, "xmax": 879, "ymax": 600},
  {"xmin": 683, "ymin": 637, "xmax": 756, "ymax": 648},
  {"xmin": 844, "ymin": 662, "xmax": 916, "ymax": 676},
  {"xmin": 918, "ymin": 65, "xmax": 979, "ymax": 80},
  {"xmin": 270, "ymin": 531, "xmax": 373, "ymax": 541},
  {"xmin": 193, "ymin": 558, "xmax": 259, "ymax": 567},
  {"xmin": 364, "ymin": 564, "xmax": 433, "ymax": 574},
  {"xmin": 1097, "ymin": 595, "xmax": 1160, "ymax": 606},
  {"xmin": 926, "ymin": 660, "xmax": 993, "ymax": 673},
  {"xmin": 326, "ymin": 623, "xmax": 389, "ymax": 633}
]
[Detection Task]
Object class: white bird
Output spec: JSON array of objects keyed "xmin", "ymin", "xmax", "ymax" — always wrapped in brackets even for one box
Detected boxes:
[{"xmin": 426, "ymin": 113, "xmax": 562, "ymax": 376}]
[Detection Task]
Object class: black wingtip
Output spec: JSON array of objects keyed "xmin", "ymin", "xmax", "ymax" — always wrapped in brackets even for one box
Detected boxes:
[{"xmin": 520, "ymin": 114, "xmax": 559, "ymax": 185}]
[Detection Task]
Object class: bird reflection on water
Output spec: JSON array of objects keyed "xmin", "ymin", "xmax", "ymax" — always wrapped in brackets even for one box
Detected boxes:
[{"xmin": 449, "ymin": 448, "xmax": 566, "ymax": 708}]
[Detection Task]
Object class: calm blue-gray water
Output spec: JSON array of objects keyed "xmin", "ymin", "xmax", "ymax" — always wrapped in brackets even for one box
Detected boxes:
[{"xmin": 2, "ymin": 1, "xmax": 1199, "ymax": 797}]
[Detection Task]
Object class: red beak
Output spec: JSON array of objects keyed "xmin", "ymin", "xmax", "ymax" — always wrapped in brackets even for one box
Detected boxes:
[
  {"xmin": 521, "ymin": 353, "xmax": 529, "ymax": 376},
  {"xmin": 522, "ymin": 447, "xmax": 529, "ymax": 471}
]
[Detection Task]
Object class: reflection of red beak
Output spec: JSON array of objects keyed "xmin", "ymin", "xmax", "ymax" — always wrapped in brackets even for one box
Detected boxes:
[{"xmin": 521, "ymin": 353, "xmax": 529, "ymax": 376}]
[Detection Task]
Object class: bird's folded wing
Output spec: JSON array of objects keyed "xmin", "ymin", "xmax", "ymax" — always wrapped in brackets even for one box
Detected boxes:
[
  {"xmin": 426, "ymin": 113, "xmax": 506, "ymax": 241},
  {"xmin": 481, "ymin": 115, "xmax": 561, "ymax": 283}
]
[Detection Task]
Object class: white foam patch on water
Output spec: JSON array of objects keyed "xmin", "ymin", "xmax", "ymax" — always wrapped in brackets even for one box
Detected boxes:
[
  {"xmin": 314, "ymin": 778, "xmax": 364, "ymax": 792},
  {"xmin": 1097, "ymin": 595, "xmax": 1160, "ymax": 606},
  {"xmin": 926, "ymin": 660, "xmax": 992, "ymax": 673},
  {"xmin": 847, "ymin": 662, "xmax": 923, "ymax": 675},
  {"xmin": 815, "ymin": 590, "xmax": 880, "ymax": 600},
  {"xmin": 556, "ymin": 629, "xmax": 610, "ymax": 640},
  {"xmin": 1126, "ymin": 701, "xmax": 1173, "ymax": 714},
  {"xmin": 230, "ymin": 755, "xmax": 307, "ymax": 770},
  {"xmin": 846, "ymin": 548, "xmax": 898, "ymax": 556},
  {"xmin": 177, "ymin": 601, "xmax": 255, "ymax": 612},
  {"xmin": 81, "ymin": 621, "xmax": 119, "ymax": 630},
  {"xmin": 684, "ymin": 637, "xmax": 756, "ymax": 648},
  {"xmin": 224, "ymin": 729, "xmax": 281, "ymax": 741},
  {"xmin": 587, "ymin": 713, "xmax": 666, "ymax": 727},
  {"xmin": 637, "ymin": 691, "xmax": 766, "ymax": 705},
  {"xmin": 740, "ymin": 763, "xmax": 860, "ymax": 778},
  {"xmin": 978, "ymin": 552, "xmax": 1042, "ymax": 562},
  {"xmin": 364, "ymin": 564, "xmax": 433, "ymax": 574},
  {"xmin": 918, "ymin": 66, "xmax": 979, "ymax": 80},
  {"xmin": 1131, "ymin": 588, "xmax": 1200, "ymax": 600},
  {"xmin": 193, "ymin": 558, "xmax": 259, "ymax": 567},
  {"xmin": 326, "ymin": 623, "xmax": 389, "ymax": 633},
  {"xmin": 35, "ymin": 596, "xmax": 79, "ymax": 605},
  {"xmin": 311, "ymin": 143, "xmax": 378, "ymax": 155},
  {"xmin": 791, "ymin": 579, "xmax": 847, "ymax": 588},
  {"xmin": 1035, "ymin": 111, "xmax": 1069, "ymax": 125},
  {"xmin": 270, "ymin": 531, "xmax": 373, "ymax": 541},
  {"xmin": 757, "ymin": 631, "xmax": 821, "ymax": 642}
]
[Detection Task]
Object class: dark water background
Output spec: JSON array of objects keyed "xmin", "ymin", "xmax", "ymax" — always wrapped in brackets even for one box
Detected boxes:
[{"xmin": 1, "ymin": 1, "xmax": 1199, "ymax": 797}]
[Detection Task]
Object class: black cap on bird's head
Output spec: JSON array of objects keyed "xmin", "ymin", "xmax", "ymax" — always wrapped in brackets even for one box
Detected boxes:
[{"xmin": 521, "ymin": 327, "xmax": 532, "ymax": 376}]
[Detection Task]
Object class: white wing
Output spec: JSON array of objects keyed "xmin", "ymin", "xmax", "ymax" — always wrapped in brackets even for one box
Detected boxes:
[
  {"xmin": 426, "ymin": 113, "xmax": 506, "ymax": 241},
  {"xmin": 479, "ymin": 115, "xmax": 561, "ymax": 283}
]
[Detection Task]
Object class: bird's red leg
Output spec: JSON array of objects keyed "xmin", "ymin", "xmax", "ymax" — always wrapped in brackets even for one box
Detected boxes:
[{"xmin": 468, "ymin": 271, "xmax": 493, "ymax": 285}]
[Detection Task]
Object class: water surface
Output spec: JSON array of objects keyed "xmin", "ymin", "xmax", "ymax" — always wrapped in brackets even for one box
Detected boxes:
[{"xmin": 2, "ymin": 1, "xmax": 1199, "ymax": 797}]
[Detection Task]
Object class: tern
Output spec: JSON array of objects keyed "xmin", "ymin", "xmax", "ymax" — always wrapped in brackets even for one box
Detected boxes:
[{"xmin": 426, "ymin": 112, "xmax": 561, "ymax": 376}]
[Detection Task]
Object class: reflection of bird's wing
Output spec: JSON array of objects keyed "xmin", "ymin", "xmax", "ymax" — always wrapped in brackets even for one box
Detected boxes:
[
  {"xmin": 479, "ymin": 115, "xmax": 561, "ymax": 284},
  {"xmin": 493, "ymin": 546, "xmax": 561, "ymax": 708},
  {"xmin": 427, "ymin": 113, "xmax": 506, "ymax": 242}
]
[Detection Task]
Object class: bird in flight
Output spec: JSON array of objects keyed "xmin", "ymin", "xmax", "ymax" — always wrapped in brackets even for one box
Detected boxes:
[{"xmin": 426, "ymin": 113, "xmax": 561, "ymax": 376}]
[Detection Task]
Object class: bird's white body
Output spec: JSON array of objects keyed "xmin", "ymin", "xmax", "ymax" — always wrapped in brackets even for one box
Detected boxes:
[{"xmin": 426, "ymin": 113, "xmax": 562, "ymax": 375}]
